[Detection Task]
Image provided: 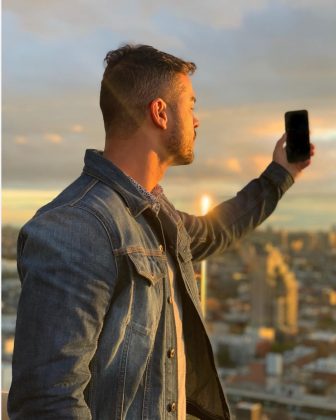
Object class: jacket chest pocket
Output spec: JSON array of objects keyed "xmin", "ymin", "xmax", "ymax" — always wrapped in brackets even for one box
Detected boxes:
[{"xmin": 128, "ymin": 252, "xmax": 166, "ymax": 286}]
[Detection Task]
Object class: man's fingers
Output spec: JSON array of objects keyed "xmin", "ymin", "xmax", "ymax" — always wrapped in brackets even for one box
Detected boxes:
[
  {"xmin": 278, "ymin": 133, "xmax": 287, "ymax": 146},
  {"xmin": 277, "ymin": 133, "xmax": 287, "ymax": 148}
]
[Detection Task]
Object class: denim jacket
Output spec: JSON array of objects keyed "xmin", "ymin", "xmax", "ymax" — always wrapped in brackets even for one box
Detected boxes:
[{"xmin": 8, "ymin": 149, "xmax": 294, "ymax": 419}]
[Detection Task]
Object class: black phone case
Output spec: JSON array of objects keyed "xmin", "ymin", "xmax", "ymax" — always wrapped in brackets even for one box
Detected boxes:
[{"xmin": 285, "ymin": 110, "xmax": 310, "ymax": 163}]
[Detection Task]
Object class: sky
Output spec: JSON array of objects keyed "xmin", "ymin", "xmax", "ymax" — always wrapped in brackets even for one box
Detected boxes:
[{"xmin": 2, "ymin": 0, "xmax": 336, "ymax": 230}]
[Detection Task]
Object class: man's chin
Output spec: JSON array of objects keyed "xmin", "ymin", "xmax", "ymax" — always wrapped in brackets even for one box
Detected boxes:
[{"xmin": 171, "ymin": 152, "xmax": 194, "ymax": 166}]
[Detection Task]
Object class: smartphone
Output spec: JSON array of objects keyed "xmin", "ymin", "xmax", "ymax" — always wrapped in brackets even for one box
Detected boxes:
[{"xmin": 285, "ymin": 110, "xmax": 310, "ymax": 163}]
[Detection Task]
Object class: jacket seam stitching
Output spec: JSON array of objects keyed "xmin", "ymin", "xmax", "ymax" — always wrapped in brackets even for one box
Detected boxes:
[
  {"xmin": 68, "ymin": 178, "xmax": 100, "ymax": 206},
  {"xmin": 83, "ymin": 168, "xmax": 149, "ymax": 216},
  {"xmin": 141, "ymin": 352, "xmax": 153, "ymax": 420},
  {"xmin": 115, "ymin": 325, "xmax": 132, "ymax": 419},
  {"xmin": 114, "ymin": 247, "xmax": 166, "ymax": 257}
]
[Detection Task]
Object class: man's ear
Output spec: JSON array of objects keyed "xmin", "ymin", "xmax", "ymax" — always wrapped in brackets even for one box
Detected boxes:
[{"xmin": 149, "ymin": 98, "xmax": 168, "ymax": 130}]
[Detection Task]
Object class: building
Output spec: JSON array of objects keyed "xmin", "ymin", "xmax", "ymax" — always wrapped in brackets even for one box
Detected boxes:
[
  {"xmin": 235, "ymin": 401, "xmax": 262, "ymax": 420},
  {"xmin": 250, "ymin": 244, "xmax": 298, "ymax": 335}
]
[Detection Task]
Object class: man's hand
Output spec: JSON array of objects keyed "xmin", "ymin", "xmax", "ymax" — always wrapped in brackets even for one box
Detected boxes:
[{"xmin": 273, "ymin": 133, "xmax": 315, "ymax": 180}]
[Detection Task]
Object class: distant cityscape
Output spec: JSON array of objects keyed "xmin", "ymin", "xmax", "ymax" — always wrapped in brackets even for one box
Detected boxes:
[{"xmin": 2, "ymin": 224, "xmax": 336, "ymax": 419}]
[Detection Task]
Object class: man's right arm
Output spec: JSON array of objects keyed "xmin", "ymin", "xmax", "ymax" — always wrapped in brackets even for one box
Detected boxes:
[
  {"xmin": 178, "ymin": 135, "xmax": 314, "ymax": 262},
  {"xmin": 8, "ymin": 206, "xmax": 117, "ymax": 419}
]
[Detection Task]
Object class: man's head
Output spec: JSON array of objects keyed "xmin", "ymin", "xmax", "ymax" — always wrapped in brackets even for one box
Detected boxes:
[{"xmin": 100, "ymin": 44, "xmax": 199, "ymax": 165}]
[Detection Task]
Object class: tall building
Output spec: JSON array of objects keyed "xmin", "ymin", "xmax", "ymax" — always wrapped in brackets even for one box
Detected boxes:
[
  {"xmin": 250, "ymin": 244, "xmax": 298, "ymax": 335},
  {"xmin": 328, "ymin": 225, "xmax": 336, "ymax": 249}
]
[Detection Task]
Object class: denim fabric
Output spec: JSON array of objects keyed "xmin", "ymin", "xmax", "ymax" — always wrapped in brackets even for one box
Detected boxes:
[{"xmin": 8, "ymin": 149, "xmax": 294, "ymax": 419}]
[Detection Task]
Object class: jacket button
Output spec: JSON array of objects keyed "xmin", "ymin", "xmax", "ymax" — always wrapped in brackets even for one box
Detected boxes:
[
  {"xmin": 167, "ymin": 402, "xmax": 176, "ymax": 412},
  {"xmin": 167, "ymin": 296, "xmax": 173, "ymax": 304},
  {"xmin": 167, "ymin": 348, "xmax": 175, "ymax": 358},
  {"xmin": 159, "ymin": 245, "xmax": 164, "ymax": 253}
]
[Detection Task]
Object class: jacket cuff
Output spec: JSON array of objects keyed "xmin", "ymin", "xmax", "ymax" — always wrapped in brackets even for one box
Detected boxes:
[{"xmin": 261, "ymin": 161, "xmax": 295, "ymax": 196}]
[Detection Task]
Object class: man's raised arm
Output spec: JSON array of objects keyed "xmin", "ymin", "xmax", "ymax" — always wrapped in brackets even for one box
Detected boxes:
[{"xmin": 178, "ymin": 134, "xmax": 314, "ymax": 262}]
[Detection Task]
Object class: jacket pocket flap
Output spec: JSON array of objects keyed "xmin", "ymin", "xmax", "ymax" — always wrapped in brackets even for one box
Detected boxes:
[{"xmin": 128, "ymin": 252, "xmax": 166, "ymax": 285}]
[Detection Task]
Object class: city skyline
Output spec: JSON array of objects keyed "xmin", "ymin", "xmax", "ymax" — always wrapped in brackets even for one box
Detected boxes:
[{"xmin": 3, "ymin": 0, "xmax": 336, "ymax": 229}]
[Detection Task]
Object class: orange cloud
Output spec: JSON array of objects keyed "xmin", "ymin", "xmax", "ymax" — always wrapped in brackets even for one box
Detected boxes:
[
  {"xmin": 251, "ymin": 154, "xmax": 271, "ymax": 172},
  {"xmin": 44, "ymin": 133, "xmax": 63, "ymax": 143},
  {"xmin": 226, "ymin": 157, "xmax": 242, "ymax": 173},
  {"xmin": 14, "ymin": 136, "xmax": 28, "ymax": 145},
  {"xmin": 251, "ymin": 120, "xmax": 283, "ymax": 137},
  {"xmin": 70, "ymin": 124, "xmax": 84, "ymax": 133}
]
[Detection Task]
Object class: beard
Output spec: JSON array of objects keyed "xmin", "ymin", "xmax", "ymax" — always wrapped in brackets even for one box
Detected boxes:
[{"xmin": 165, "ymin": 117, "xmax": 195, "ymax": 166}]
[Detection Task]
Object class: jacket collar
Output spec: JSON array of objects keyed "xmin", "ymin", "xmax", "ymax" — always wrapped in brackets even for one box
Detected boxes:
[{"xmin": 82, "ymin": 149, "xmax": 151, "ymax": 217}]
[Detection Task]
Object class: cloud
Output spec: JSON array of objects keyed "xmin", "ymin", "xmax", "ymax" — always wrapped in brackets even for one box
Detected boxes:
[
  {"xmin": 3, "ymin": 0, "xmax": 269, "ymax": 39},
  {"xmin": 311, "ymin": 114, "xmax": 336, "ymax": 142},
  {"xmin": 251, "ymin": 121, "xmax": 284, "ymax": 138},
  {"xmin": 2, "ymin": 0, "xmax": 174, "ymax": 45},
  {"xmin": 183, "ymin": 3, "xmax": 336, "ymax": 110},
  {"xmin": 226, "ymin": 158, "xmax": 242, "ymax": 174},
  {"xmin": 70, "ymin": 124, "xmax": 84, "ymax": 133},
  {"xmin": 280, "ymin": 0, "xmax": 336, "ymax": 13},
  {"xmin": 251, "ymin": 155, "xmax": 271, "ymax": 173},
  {"xmin": 2, "ymin": 189, "xmax": 62, "ymax": 226},
  {"xmin": 314, "ymin": 129, "xmax": 336, "ymax": 142},
  {"xmin": 14, "ymin": 135, "xmax": 28, "ymax": 145},
  {"xmin": 5, "ymin": 0, "xmax": 335, "ymax": 40},
  {"xmin": 204, "ymin": 157, "xmax": 242, "ymax": 174},
  {"xmin": 166, "ymin": 0, "xmax": 269, "ymax": 29},
  {"xmin": 44, "ymin": 133, "xmax": 63, "ymax": 144},
  {"xmin": 2, "ymin": 0, "xmax": 336, "ymax": 231}
]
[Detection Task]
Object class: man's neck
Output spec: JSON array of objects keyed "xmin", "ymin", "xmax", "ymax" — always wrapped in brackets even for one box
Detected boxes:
[{"xmin": 103, "ymin": 139, "xmax": 168, "ymax": 192}]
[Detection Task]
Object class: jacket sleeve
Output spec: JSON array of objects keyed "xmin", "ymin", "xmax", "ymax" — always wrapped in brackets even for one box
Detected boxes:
[
  {"xmin": 178, "ymin": 161, "xmax": 294, "ymax": 262},
  {"xmin": 8, "ymin": 205, "xmax": 117, "ymax": 419}
]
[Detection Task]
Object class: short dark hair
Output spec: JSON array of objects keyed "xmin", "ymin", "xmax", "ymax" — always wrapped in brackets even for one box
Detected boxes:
[{"xmin": 100, "ymin": 44, "xmax": 196, "ymax": 137}]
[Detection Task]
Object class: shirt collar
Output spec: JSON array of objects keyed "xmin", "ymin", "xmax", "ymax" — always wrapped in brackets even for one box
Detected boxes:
[{"xmin": 127, "ymin": 175, "xmax": 163, "ymax": 205}]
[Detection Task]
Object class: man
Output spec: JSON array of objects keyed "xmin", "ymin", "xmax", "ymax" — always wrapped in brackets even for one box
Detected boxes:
[{"xmin": 8, "ymin": 44, "xmax": 313, "ymax": 419}]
